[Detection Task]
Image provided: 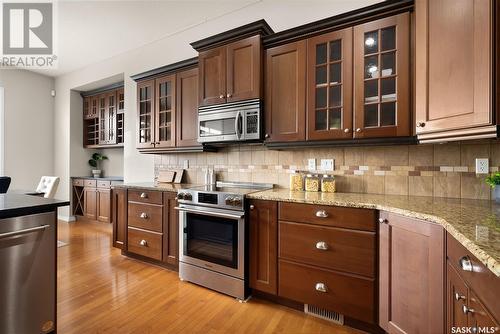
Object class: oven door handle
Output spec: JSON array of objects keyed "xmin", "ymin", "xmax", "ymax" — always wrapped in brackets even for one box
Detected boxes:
[{"xmin": 175, "ymin": 207, "xmax": 244, "ymax": 220}]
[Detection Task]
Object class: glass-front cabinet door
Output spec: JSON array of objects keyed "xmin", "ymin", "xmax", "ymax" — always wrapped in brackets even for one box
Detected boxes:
[
  {"xmin": 137, "ymin": 80, "xmax": 154, "ymax": 148},
  {"xmin": 154, "ymin": 75, "xmax": 176, "ymax": 148},
  {"xmin": 307, "ymin": 28, "xmax": 353, "ymax": 140},
  {"xmin": 353, "ymin": 13, "xmax": 410, "ymax": 138},
  {"xmin": 98, "ymin": 94, "xmax": 109, "ymax": 144}
]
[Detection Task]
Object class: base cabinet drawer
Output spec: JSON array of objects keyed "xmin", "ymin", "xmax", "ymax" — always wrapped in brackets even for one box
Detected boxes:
[
  {"xmin": 128, "ymin": 190, "xmax": 163, "ymax": 205},
  {"xmin": 127, "ymin": 227, "xmax": 162, "ymax": 261},
  {"xmin": 279, "ymin": 221, "xmax": 375, "ymax": 277},
  {"xmin": 128, "ymin": 202, "xmax": 163, "ymax": 232},
  {"xmin": 279, "ymin": 202, "xmax": 376, "ymax": 231},
  {"xmin": 278, "ymin": 260, "xmax": 375, "ymax": 324}
]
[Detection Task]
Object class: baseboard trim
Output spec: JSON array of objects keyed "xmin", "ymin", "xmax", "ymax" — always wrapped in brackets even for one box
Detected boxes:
[{"xmin": 58, "ymin": 214, "xmax": 76, "ymax": 222}]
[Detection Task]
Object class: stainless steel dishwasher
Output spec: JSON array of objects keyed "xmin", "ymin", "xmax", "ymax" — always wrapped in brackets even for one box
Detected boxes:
[{"xmin": 0, "ymin": 211, "xmax": 56, "ymax": 334}]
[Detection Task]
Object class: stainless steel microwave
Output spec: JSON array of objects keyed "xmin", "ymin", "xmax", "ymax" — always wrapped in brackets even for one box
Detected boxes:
[{"xmin": 197, "ymin": 99, "xmax": 261, "ymax": 143}]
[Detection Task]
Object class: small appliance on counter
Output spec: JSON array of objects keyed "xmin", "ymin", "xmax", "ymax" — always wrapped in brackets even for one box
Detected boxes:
[{"xmin": 175, "ymin": 181, "xmax": 273, "ymax": 300}]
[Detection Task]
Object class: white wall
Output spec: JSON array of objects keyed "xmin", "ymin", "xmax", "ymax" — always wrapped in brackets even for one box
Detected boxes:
[
  {"xmin": 54, "ymin": 0, "xmax": 380, "ymax": 217},
  {"xmin": 0, "ymin": 70, "xmax": 55, "ymax": 191}
]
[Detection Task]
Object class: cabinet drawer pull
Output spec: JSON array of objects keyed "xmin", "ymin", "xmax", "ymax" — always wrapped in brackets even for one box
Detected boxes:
[
  {"xmin": 416, "ymin": 122, "xmax": 426, "ymax": 128},
  {"xmin": 378, "ymin": 218, "xmax": 388, "ymax": 224},
  {"xmin": 455, "ymin": 292, "xmax": 466, "ymax": 301},
  {"xmin": 219, "ymin": 94, "xmax": 224, "ymax": 99},
  {"xmin": 356, "ymin": 128, "xmax": 362, "ymax": 133},
  {"xmin": 462, "ymin": 305, "xmax": 474, "ymax": 314},
  {"xmin": 227, "ymin": 93, "xmax": 232, "ymax": 98},
  {"xmin": 140, "ymin": 192, "xmax": 148, "ymax": 199},
  {"xmin": 140, "ymin": 212, "xmax": 148, "ymax": 219},
  {"xmin": 315, "ymin": 210, "xmax": 328, "ymax": 218},
  {"xmin": 343, "ymin": 128, "xmax": 350, "ymax": 133},
  {"xmin": 139, "ymin": 239, "xmax": 148, "ymax": 247},
  {"xmin": 249, "ymin": 205, "xmax": 255, "ymax": 210},
  {"xmin": 459, "ymin": 256, "xmax": 473, "ymax": 272},
  {"xmin": 315, "ymin": 241, "xmax": 328, "ymax": 250},
  {"xmin": 315, "ymin": 283, "xmax": 327, "ymax": 293}
]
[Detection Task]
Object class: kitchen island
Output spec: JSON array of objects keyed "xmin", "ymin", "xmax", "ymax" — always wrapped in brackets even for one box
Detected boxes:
[{"xmin": 0, "ymin": 194, "xmax": 69, "ymax": 334}]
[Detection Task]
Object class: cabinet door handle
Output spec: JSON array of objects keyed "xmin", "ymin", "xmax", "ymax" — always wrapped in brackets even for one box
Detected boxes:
[
  {"xmin": 140, "ymin": 212, "xmax": 148, "ymax": 219},
  {"xmin": 315, "ymin": 241, "xmax": 328, "ymax": 250},
  {"xmin": 459, "ymin": 256, "xmax": 473, "ymax": 272},
  {"xmin": 140, "ymin": 192, "xmax": 148, "ymax": 199},
  {"xmin": 416, "ymin": 122, "xmax": 426, "ymax": 128},
  {"xmin": 249, "ymin": 205, "xmax": 255, "ymax": 210},
  {"xmin": 139, "ymin": 239, "xmax": 148, "ymax": 247},
  {"xmin": 455, "ymin": 292, "xmax": 466, "ymax": 301},
  {"xmin": 265, "ymin": 134, "xmax": 270, "ymax": 139},
  {"xmin": 356, "ymin": 128, "xmax": 362, "ymax": 133},
  {"xmin": 378, "ymin": 218, "xmax": 388, "ymax": 224},
  {"xmin": 219, "ymin": 94, "xmax": 224, "ymax": 99},
  {"xmin": 462, "ymin": 305, "xmax": 474, "ymax": 314},
  {"xmin": 344, "ymin": 128, "xmax": 350, "ymax": 133},
  {"xmin": 315, "ymin": 210, "xmax": 328, "ymax": 218},
  {"xmin": 315, "ymin": 283, "xmax": 327, "ymax": 293},
  {"xmin": 227, "ymin": 93, "xmax": 232, "ymax": 98}
]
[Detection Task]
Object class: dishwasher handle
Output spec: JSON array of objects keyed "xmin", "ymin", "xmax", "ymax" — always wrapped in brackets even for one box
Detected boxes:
[{"xmin": 0, "ymin": 224, "xmax": 50, "ymax": 239}]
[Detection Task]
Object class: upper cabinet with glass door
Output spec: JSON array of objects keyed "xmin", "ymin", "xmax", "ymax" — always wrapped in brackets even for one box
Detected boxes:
[
  {"xmin": 353, "ymin": 13, "xmax": 410, "ymax": 138},
  {"xmin": 154, "ymin": 75, "xmax": 176, "ymax": 148},
  {"xmin": 307, "ymin": 28, "xmax": 353, "ymax": 140}
]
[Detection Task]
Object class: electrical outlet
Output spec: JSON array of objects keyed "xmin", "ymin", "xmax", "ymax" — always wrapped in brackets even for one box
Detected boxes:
[
  {"xmin": 183, "ymin": 160, "xmax": 189, "ymax": 169},
  {"xmin": 475, "ymin": 158, "xmax": 489, "ymax": 174},
  {"xmin": 308, "ymin": 159, "xmax": 316, "ymax": 171},
  {"xmin": 320, "ymin": 159, "xmax": 334, "ymax": 171}
]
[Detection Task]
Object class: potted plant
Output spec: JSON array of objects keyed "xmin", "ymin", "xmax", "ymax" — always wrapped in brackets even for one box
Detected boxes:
[
  {"xmin": 485, "ymin": 172, "xmax": 500, "ymax": 202},
  {"xmin": 88, "ymin": 153, "xmax": 108, "ymax": 178}
]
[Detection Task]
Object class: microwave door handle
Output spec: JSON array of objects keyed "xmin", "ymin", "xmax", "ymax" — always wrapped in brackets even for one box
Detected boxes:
[{"xmin": 234, "ymin": 111, "xmax": 242, "ymax": 140}]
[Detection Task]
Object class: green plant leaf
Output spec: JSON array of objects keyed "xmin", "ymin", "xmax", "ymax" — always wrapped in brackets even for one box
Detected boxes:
[
  {"xmin": 92, "ymin": 153, "xmax": 100, "ymax": 160},
  {"xmin": 88, "ymin": 159, "xmax": 97, "ymax": 168}
]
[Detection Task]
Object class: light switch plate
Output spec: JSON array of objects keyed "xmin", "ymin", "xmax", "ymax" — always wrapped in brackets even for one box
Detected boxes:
[
  {"xmin": 308, "ymin": 159, "xmax": 316, "ymax": 171},
  {"xmin": 320, "ymin": 159, "xmax": 334, "ymax": 171},
  {"xmin": 183, "ymin": 160, "xmax": 189, "ymax": 169},
  {"xmin": 475, "ymin": 158, "xmax": 489, "ymax": 174}
]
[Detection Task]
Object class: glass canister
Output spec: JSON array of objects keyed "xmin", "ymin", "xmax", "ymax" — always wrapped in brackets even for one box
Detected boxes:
[
  {"xmin": 321, "ymin": 174, "xmax": 336, "ymax": 193},
  {"xmin": 289, "ymin": 171, "xmax": 304, "ymax": 191},
  {"xmin": 305, "ymin": 174, "xmax": 320, "ymax": 192}
]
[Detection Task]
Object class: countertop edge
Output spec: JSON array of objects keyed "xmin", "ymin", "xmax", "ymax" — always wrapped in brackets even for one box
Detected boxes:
[{"xmin": 246, "ymin": 193, "xmax": 500, "ymax": 277}]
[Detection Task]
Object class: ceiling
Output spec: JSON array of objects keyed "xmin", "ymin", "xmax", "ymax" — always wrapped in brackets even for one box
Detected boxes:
[{"xmin": 44, "ymin": 0, "xmax": 381, "ymax": 77}]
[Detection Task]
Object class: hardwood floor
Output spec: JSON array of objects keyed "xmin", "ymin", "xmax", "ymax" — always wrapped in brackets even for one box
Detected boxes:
[{"xmin": 57, "ymin": 220, "xmax": 364, "ymax": 334}]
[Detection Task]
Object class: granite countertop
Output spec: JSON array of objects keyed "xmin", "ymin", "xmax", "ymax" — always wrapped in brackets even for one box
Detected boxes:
[
  {"xmin": 72, "ymin": 176, "xmax": 124, "ymax": 181},
  {"xmin": 113, "ymin": 182, "xmax": 198, "ymax": 192},
  {"xmin": 247, "ymin": 189, "xmax": 500, "ymax": 277},
  {"xmin": 0, "ymin": 194, "xmax": 69, "ymax": 219}
]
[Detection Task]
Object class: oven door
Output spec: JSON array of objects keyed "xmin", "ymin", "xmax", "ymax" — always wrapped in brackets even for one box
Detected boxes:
[{"xmin": 177, "ymin": 205, "xmax": 244, "ymax": 279}]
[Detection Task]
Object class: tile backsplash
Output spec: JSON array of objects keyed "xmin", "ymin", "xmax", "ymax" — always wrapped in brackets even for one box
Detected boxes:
[{"xmin": 154, "ymin": 141, "xmax": 500, "ymax": 200}]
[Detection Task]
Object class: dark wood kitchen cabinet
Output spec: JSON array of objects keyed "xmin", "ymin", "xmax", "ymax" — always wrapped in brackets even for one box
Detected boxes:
[
  {"xmin": 264, "ymin": 41, "xmax": 307, "ymax": 142},
  {"xmin": 446, "ymin": 233, "xmax": 500, "ymax": 331},
  {"xmin": 83, "ymin": 187, "xmax": 97, "ymax": 220},
  {"xmin": 134, "ymin": 62, "xmax": 205, "ymax": 153},
  {"xmin": 96, "ymin": 188, "xmax": 111, "ymax": 223},
  {"xmin": 82, "ymin": 85, "xmax": 124, "ymax": 148},
  {"xmin": 353, "ymin": 13, "xmax": 410, "ymax": 139},
  {"xmin": 176, "ymin": 68, "xmax": 200, "ymax": 147},
  {"xmin": 154, "ymin": 74, "xmax": 176, "ymax": 148},
  {"xmin": 111, "ymin": 187, "xmax": 127, "ymax": 249},
  {"xmin": 124, "ymin": 189, "xmax": 179, "ymax": 269},
  {"xmin": 248, "ymin": 199, "xmax": 278, "ymax": 295},
  {"xmin": 307, "ymin": 28, "xmax": 353, "ymax": 140},
  {"xmin": 378, "ymin": 211, "xmax": 445, "ymax": 334},
  {"xmin": 198, "ymin": 35, "xmax": 262, "ymax": 106},
  {"xmin": 416, "ymin": 0, "xmax": 496, "ymax": 143}
]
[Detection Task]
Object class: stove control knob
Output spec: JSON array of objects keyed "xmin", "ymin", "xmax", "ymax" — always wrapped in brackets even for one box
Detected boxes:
[
  {"xmin": 225, "ymin": 197, "xmax": 234, "ymax": 205},
  {"xmin": 232, "ymin": 197, "xmax": 242, "ymax": 206},
  {"xmin": 184, "ymin": 193, "xmax": 192, "ymax": 201},
  {"xmin": 177, "ymin": 193, "xmax": 185, "ymax": 200}
]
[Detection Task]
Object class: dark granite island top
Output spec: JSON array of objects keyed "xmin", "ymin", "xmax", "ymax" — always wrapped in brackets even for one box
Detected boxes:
[{"xmin": 0, "ymin": 194, "xmax": 69, "ymax": 219}]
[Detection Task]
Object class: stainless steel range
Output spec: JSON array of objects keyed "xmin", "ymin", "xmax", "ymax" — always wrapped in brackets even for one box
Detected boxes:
[{"xmin": 175, "ymin": 181, "xmax": 272, "ymax": 300}]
